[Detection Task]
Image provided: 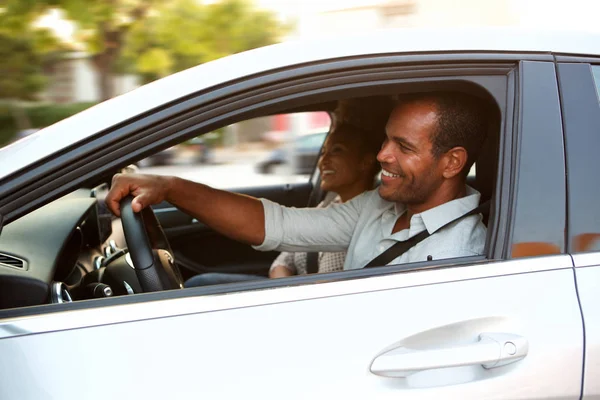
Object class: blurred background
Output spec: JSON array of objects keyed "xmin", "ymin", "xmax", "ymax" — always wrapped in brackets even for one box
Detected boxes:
[{"xmin": 1, "ymin": 0, "xmax": 598, "ymax": 187}]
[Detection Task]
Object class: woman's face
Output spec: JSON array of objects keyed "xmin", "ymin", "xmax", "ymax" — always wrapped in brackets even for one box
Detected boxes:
[{"xmin": 317, "ymin": 126, "xmax": 371, "ymax": 194}]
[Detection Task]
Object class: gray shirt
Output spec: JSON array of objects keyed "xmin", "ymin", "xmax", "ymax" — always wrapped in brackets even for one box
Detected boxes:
[
  {"xmin": 254, "ymin": 186, "xmax": 486, "ymax": 270},
  {"xmin": 269, "ymin": 195, "xmax": 346, "ymax": 275}
]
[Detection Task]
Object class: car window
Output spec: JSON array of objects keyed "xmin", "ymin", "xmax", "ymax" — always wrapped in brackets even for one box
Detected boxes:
[
  {"xmin": 296, "ymin": 132, "xmax": 328, "ymax": 150},
  {"xmin": 593, "ymin": 65, "xmax": 600, "ymax": 102},
  {"xmin": 136, "ymin": 112, "xmax": 330, "ymax": 189}
]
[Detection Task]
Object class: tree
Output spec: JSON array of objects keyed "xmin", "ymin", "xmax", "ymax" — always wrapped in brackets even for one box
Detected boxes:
[
  {"xmin": 120, "ymin": 0, "xmax": 289, "ymax": 84},
  {"xmin": 69, "ymin": 0, "xmax": 160, "ymax": 101},
  {"xmin": 0, "ymin": 7, "xmax": 63, "ymax": 131},
  {"xmin": 6, "ymin": 0, "xmax": 161, "ymax": 101},
  {"xmin": 0, "ymin": 34, "xmax": 44, "ymax": 130},
  {"xmin": 4, "ymin": 0, "xmax": 287, "ymax": 101}
]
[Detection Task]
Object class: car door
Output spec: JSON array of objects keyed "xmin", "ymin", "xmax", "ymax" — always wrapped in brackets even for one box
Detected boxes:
[
  {"xmin": 556, "ymin": 60, "xmax": 600, "ymax": 399},
  {"xmin": 0, "ymin": 58, "xmax": 583, "ymax": 399}
]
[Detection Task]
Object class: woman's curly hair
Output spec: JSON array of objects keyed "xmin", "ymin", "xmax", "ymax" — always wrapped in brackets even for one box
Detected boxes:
[{"xmin": 332, "ymin": 96, "xmax": 394, "ymax": 156}]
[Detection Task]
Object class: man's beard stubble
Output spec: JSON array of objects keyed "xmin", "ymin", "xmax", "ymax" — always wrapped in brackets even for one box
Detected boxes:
[{"xmin": 378, "ymin": 168, "xmax": 439, "ymax": 206}]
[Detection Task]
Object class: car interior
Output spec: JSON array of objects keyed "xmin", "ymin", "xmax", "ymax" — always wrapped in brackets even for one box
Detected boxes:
[{"xmin": 0, "ymin": 83, "xmax": 501, "ymax": 312}]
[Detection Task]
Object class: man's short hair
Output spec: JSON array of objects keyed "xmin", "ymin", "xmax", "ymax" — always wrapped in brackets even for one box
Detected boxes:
[{"xmin": 400, "ymin": 91, "xmax": 491, "ymax": 176}]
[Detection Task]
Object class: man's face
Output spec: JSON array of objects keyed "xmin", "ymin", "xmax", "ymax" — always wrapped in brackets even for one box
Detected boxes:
[{"xmin": 377, "ymin": 101, "xmax": 446, "ymax": 205}]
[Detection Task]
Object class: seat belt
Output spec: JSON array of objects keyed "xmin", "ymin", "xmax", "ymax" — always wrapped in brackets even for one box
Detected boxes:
[
  {"xmin": 364, "ymin": 200, "xmax": 490, "ymax": 268},
  {"xmin": 306, "ymin": 190, "xmax": 335, "ymax": 274},
  {"xmin": 306, "ymin": 252, "xmax": 319, "ymax": 274}
]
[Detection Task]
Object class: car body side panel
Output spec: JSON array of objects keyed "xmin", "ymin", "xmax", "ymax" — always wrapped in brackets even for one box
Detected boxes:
[
  {"xmin": 0, "ymin": 258, "xmax": 583, "ymax": 400},
  {"xmin": 573, "ymin": 263, "xmax": 600, "ymax": 399}
]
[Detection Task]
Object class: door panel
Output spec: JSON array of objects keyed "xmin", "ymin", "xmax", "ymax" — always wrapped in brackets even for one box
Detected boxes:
[
  {"xmin": 573, "ymin": 262, "xmax": 600, "ymax": 399},
  {"xmin": 154, "ymin": 182, "xmax": 314, "ymax": 277},
  {"xmin": 0, "ymin": 257, "xmax": 582, "ymax": 399}
]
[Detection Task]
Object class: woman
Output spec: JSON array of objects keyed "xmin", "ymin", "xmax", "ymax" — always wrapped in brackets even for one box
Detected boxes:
[{"xmin": 269, "ymin": 101, "xmax": 390, "ymax": 277}]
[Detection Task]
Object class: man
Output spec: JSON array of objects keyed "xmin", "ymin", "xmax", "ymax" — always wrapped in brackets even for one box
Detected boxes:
[{"xmin": 106, "ymin": 91, "xmax": 489, "ymax": 270}]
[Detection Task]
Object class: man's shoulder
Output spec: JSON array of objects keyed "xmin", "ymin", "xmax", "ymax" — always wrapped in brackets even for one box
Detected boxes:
[
  {"xmin": 413, "ymin": 216, "xmax": 486, "ymax": 261},
  {"xmin": 436, "ymin": 214, "xmax": 487, "ymax": 249}
]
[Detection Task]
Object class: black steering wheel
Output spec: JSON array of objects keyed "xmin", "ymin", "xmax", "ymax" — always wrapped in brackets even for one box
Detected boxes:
[{"xmin": 120, "ymin": 196, "xmax": 183, "ymax": 292}]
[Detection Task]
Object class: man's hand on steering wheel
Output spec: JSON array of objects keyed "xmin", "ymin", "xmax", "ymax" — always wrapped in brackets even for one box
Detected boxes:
[
  {"xmin": 107, "ymin": 173, "xmax": 183, "ymax": 292},
  {"xmin": 106, "ymin": 173, "xmax": 174, "ymax": 216}
]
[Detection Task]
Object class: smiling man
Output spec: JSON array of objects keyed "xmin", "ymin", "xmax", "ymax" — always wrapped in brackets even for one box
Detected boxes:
[{"xmin": 106, "ymin": 91, "xmax": 490, "ymax": 270}]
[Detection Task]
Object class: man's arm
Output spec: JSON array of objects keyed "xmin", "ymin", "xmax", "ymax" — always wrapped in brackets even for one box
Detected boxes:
[
  {"xmin": 106, "ymin": 173, "xmax": 368, "ymax": 252},
  {"xmin": 255, "ymin": 194, "xmax": 364, "ymax": 253},
  {"xmin": 105, "ymin": 173, "xmax": 266, "ymax": 245}
]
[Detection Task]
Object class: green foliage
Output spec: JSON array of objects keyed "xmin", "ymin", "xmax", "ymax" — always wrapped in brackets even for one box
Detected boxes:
[
  {"xmin": 122, "ymin": 0, "xmax": 287, "ymax": 83},
  {"xmin": 2, "ymin": 0, "xmax": 287, "ymax": 100},
  {"xmin": 0, "ymin": 102, "xmax": 95, "ymax": 146},
  {"xmin": 56, "ymin": 0, "xmax": 162, "ymax": 51},
  {"xmin": 136, "ymin": 47, "xmax": 173, "ymax": 77},
  {"xmin": 0, "ymin": 3, "xmax": 64, "ymax": 101},
  {"xmin": 0, "ymin": 33, "xmax": 47, "ymax": 101}
]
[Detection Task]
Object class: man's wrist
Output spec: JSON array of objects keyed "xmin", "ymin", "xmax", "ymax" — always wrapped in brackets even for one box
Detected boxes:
[{"xmin": 163, "ymin": 176, "xmax": 180, "ymax": 203}]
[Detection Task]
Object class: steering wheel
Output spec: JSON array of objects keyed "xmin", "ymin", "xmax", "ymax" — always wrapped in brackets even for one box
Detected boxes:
[{"xmin": 120, "ymin": 196, "xmax": 183, "ymax": 292}]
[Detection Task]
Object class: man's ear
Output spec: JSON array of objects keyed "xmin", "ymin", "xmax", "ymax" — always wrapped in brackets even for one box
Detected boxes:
[{"xmin": 442, "ymin": 146, "xmax": 468, "ymax": 179}]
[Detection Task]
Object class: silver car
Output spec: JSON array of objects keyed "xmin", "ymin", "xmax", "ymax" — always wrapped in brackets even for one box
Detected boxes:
[{"xmin": 0, "ymin": 28, "xmax": 599, "ymax": 399}]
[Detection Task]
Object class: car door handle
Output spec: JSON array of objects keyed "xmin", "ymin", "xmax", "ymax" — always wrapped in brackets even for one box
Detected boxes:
[{"xmin": 370, "ymin": 332, "xmax": 528, "ymax": 378}]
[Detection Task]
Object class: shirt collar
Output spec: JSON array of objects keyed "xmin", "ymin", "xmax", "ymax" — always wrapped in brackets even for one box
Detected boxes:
[{"xmin": 393, "ymin": 185, "xmax": 481, "ymax": 234}]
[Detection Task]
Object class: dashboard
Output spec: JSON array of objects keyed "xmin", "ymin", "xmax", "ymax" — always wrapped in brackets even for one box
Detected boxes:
[{"xmin": 0, "ymin": 185, "xmax": 138, "ymax": 310}]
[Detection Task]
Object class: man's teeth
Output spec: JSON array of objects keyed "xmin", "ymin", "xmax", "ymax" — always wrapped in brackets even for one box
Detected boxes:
[
  {"xmin": 322, "ymin": 170, "xmax": 335, "ymax": 175},
  {"xmin": 382, "ymin": 169, "xmax": 401, "ymax": 178}
]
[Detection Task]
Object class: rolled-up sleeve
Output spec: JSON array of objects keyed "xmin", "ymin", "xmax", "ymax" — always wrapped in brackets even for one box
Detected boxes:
[{"xmin": 253, "ymin": 193, "xmax": 365, "ymax": 253}]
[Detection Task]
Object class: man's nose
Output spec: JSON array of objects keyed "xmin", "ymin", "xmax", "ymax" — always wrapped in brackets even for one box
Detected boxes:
[{"xmin": 377, "ymin": 143, "xmax": 393, "ymax": 163}]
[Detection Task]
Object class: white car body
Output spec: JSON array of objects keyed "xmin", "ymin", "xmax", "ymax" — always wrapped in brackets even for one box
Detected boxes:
[{"xmin": 0, "ymin": 27, "xmax": 598, "ymax": 399}]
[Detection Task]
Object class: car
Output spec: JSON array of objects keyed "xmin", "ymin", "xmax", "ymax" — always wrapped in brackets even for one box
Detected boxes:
[
  {"xmin": 186, "ymin": 136, "xmax": 215, "ymax": 164},
  {"xmin": 137, "ymin": 145, "xmax": 178, "ymax": 167},
  {"xmin": 137, "ymin": 137, "xmax": 214, "ymax": 168},
  {"xmin": 255, "ymin": 131, "xmax": 327, "ymax": 174},
  {"xmin": 0, "ymin": 28, "xmax": 599, "ymax": 399}
]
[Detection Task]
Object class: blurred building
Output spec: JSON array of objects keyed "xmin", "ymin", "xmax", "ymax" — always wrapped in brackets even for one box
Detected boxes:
[
  {"xmin": 42, "ymin": 52, "xmax": 139, "ymax": 104},
  {"xmin": 305, "ymin": 0, "xmax": 515, "ymax": 37},
  {"xmin": 311, "ymin": 0, "xmax": 418, "ymax": 35}
]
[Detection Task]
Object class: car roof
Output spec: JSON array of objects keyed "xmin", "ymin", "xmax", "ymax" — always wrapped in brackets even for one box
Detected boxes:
[{"xmin": 1, "ymin": 27, "xmax": 598, "ymax": 181}]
